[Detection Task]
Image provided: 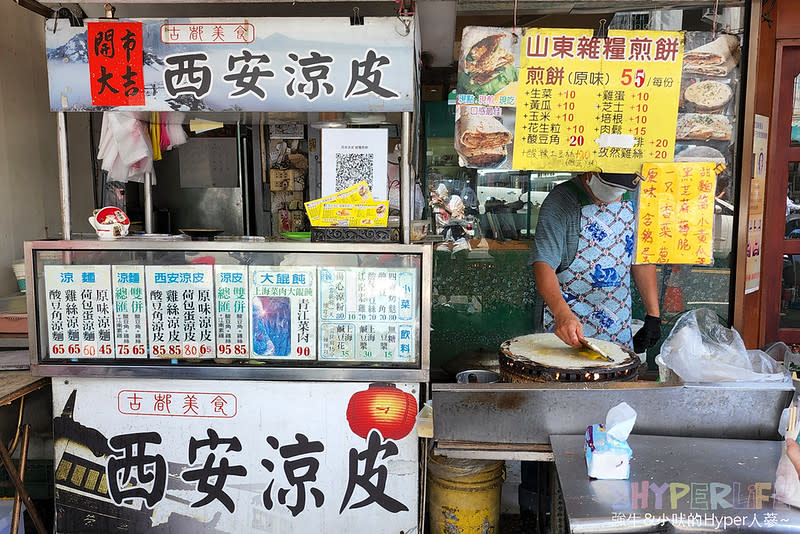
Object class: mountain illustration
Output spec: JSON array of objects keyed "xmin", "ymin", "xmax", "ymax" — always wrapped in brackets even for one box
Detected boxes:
[{"xmin": 47, "ymin": 34, "xmax": 89, "ymax": 62}]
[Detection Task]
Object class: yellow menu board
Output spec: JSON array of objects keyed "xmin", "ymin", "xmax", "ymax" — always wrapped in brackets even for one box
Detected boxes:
[
  {"xmin": 513, "ymin": 29, "xmax": 684, "ymax": 173},
  {"xmin": 635, "ymin": 162, "xmax": 723, "ymax": 265}
]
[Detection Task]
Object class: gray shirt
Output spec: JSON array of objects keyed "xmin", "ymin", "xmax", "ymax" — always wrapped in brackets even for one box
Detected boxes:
[{"xmin": 528, "ymin": 177, "xmax": 631, "ymax": 332}]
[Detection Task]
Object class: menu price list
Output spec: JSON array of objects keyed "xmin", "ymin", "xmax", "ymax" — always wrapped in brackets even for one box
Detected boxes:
[
  {"xmin": 318, "ymin": 268, "xmax": 416, "ymax": 362},
  {"xmin": 42, "ymin": 263, "xmax": 419, "ymax": 364},
  {"xmin": 513, "ymin": 28, "xmax": 684, "ymax": 173}
]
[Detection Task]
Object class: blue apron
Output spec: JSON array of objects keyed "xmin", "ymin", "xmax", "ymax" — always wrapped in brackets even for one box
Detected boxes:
[{"xmin": 543, "ymin": 184, "xmax": 635, "ymax": 348}]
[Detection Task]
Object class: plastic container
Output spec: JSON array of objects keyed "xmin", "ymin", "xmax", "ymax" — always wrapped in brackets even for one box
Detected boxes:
[
  {"xmin": 427, "ymin": 452, "xmax": 504, "ymax": 533},
  {"xmin": 11, "ymin": 261, "xmax": 25, "ymax": 293}
]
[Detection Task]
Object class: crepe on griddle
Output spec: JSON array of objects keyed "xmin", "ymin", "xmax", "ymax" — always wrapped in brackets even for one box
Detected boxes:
[
  {"xmin": 684, "ymin": 34, "xmax": 740, "ymax": 76},
  {"xmin": 465, "ymin": 34, "xmax": 515, "ymax": 86},
  {"xmin": 502, "ymin": 333, "xmax": 630, "ymax": 369}
]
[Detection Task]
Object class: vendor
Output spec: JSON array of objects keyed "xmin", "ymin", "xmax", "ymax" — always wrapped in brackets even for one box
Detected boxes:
[{"xmin": 529, "ymin": 172, "xmax": 661, "ymax": 353}]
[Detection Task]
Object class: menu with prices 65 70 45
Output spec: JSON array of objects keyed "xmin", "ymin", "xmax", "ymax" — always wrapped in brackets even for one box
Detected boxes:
[
  {"xmin": 318, "ymin": 268, "xmax": 416, "ymax": 362},
  {"xmin": 111, "ymin": 265, "xmax": 147, "ymax": 358},
  {"xmin": 44, "ymin": 265, "xmax": 114, "ymax": 359},
  {"xmin": 145, "ymin": 265, "xmax": 216, "ymax": 359},
  {"xmin": 249, "ymin": 266, "xmax": 316, "ymax": 359},
  {"xmin": 513, "ymin": 28, "xmax": 684, "ymax": 173}
]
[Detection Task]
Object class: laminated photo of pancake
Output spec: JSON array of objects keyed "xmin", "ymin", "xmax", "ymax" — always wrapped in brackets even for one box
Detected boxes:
[
  {"xmin": 458, "ymin": 27, "xmax": 519, "ymax": 99},
  {"xmin": 681, "ymin": 79, "xmax": 734, "ymax": 113},
  {"xmin": 455, "ymin": 111, "xmax": 513, "ymax": 168},
  {"xmin": 683, "ymin": 34, "xmax": 740, "ymax": 77},
  {"xmin": 676, "ymin": 113, "xmax": 733, "ymax": 142},
  {"xmin": 674, "ymin": 145, "xmax": 727, "ymax": 164}
]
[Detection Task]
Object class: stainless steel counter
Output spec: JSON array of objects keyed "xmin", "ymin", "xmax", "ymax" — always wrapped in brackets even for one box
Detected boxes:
[
  {"xmin": 551, "ymin": 434, "xmax": 800, "ymax": 533},
  {"xmin": 433, "ymin": 382, "xmax": 794, "ymax": 448}
]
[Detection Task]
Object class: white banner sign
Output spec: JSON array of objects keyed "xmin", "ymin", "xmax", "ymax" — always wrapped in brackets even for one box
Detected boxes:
[{"xmin": 53, "ymin": 378, "xmax": 419, "ymax": 533}]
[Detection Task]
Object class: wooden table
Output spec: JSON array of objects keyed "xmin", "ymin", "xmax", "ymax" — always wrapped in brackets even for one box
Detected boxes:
[{"xmin": 0, "ymin": 371, "xmax": 48, "ymax": 407}]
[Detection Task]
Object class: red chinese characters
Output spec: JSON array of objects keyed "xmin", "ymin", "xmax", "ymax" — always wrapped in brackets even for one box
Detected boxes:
[
  {"xmin": 118, "ymin": 390, "xmax": 237, "ymax": 418},
  {"xmin": 88, "ymin": 22, "xmax": 145, "ymax": 106}
]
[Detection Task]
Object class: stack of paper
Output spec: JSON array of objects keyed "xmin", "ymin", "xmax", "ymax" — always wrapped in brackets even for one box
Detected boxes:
[{"xmin": 304, "ymin": 181, "xmax": 389, "ymax": 227}]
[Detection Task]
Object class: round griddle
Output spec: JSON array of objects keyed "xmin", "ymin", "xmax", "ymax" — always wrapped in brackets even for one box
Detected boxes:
[{"xmin": 499, "ymin": 334, "xmax": 640, "ymax": 383}]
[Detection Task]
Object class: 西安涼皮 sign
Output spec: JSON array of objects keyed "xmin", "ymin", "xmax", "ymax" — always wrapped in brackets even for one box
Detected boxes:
[
  {"xmin": 46, "ymin": 17, "xmax": 415, "ymax": 112},
  {"xmin": 52, "ymin": 378, "xmax": 419, "ymax": 533}
]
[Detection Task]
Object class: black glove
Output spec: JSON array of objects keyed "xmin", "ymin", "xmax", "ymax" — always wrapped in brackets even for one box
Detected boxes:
[{"xmin": 633, "ymin": 315, "xmax": 661, "ymax": 354}]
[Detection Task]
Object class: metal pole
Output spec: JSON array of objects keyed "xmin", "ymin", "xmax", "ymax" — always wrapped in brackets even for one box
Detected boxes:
[
  {"xmin": 10, "ymin": 424, "xmax": 30, "ymax": 534},
  {"xmin": 401, "ymin": 111, "xmax": 412, "ymax": 244},
  {"xmin": 144, "ymin": 171, "xmax": 154, "ymax": 234},
  {"xmin": 57, "ymin": 112, "xmax": 72, "ymax": 240}
]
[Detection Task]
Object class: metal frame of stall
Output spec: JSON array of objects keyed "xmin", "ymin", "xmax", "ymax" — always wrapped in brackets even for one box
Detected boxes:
[{"xmin": 32, "ymin": 11, "xmax": 431, "ymax": 534}]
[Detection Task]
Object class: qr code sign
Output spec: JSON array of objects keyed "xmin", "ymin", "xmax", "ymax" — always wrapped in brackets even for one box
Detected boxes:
[{"xmin": 335, "ymin": 153, "xmax": 374, "ymax": 191}]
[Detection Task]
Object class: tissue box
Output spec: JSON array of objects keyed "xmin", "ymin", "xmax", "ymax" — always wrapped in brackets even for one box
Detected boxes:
[{"xmin": 585, "ymin": 424, "xmax": 632, "ymax": 480}]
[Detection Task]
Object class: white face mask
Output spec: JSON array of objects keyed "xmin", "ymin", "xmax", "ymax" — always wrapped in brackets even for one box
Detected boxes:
[{"xmin": 587, "ymin": 174, "xmax": 626, "ymax": 202}]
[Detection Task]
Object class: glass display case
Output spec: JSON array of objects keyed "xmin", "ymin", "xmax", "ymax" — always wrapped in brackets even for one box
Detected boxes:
[{"xmin": 25, "ymin": 240, "xmax": 431, "ymax": 381}]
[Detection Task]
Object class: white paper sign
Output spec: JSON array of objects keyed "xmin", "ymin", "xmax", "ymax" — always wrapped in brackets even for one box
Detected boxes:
[
  {"xmin": 318, "ymin": 268, "xmax": 416, "ymax": 361},
  {"xmin": 53, "ymin": 378, "xmax": 419, "ymax": 534},
  {"xmin": 112, "ymin": 266, "xmax": 147, "ymax": 358},
  {"xmin": 215, "ymin": 265, "xmax": 250, "ymax": 358},
  {"xmin": 145, "ymin": 265, "xmax": 215, "ymax": 359},
  {"xmin": 249, "ymin": 266, "xmax": 316, "ymax": 359},
  {"xmin": 321, "ymin": 128, "xmax": 389, "ymax": 200},
  {"xmin": 44, "ymin": 265, "xmax": 114, "ymax": 359}
]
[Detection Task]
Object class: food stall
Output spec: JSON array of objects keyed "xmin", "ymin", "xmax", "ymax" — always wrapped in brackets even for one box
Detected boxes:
[
  {"xmin": 29, "ymin": 11, "xmax": 431, "ymax": 533},
  {"xmin": 422, "ymin": 2, "xmax": 800, "ymax": 532}
]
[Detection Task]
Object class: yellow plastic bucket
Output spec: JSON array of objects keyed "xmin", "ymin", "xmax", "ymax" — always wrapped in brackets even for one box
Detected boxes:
[{"xmin": 427, "ymin": 453, "xmax": 504, "ymax": 533}]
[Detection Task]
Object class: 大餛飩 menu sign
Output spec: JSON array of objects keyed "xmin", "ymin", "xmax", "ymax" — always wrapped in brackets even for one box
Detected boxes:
[{"xmin": 513, "ymin": 29, "xmax": 684, "ymax": 173}]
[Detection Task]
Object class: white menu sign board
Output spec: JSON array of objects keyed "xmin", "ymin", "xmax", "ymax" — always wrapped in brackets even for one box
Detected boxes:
[
  {"xmin": 215, "ymin": 265, "xmax": 249, "ymax": 358},
  {"xmin": 112, "ymin": 266, "xmax": 147, "ymax": 358},
  {"xmin": 249, "ymin": 266, "xmax": 316, "ymax": 359},
  {"xmin": 145, "ymin": 265, "xmax": 215, "ymax": 359},
  {"xmin": 44, "ymin": 265, "xmax": 114, "ymax": 359},
  {"xmin": 318, "ymin": 268, "xmax": 416, "ymax": 361}
]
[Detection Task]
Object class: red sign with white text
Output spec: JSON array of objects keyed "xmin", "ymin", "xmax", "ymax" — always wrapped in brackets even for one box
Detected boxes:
[{"xmin": 87, "ymin": 22, "xmax": 145, "ymax": 106}]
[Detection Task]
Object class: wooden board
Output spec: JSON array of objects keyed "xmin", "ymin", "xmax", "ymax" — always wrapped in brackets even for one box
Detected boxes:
[{"xmin": 0, "ymin": 372, "xmax": 48, "ymax": 407}]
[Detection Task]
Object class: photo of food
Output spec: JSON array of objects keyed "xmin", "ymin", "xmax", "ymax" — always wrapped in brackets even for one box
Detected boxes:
[
  {"xmin": 454, "ymin": 108, "xmax": 515, "ymax": 168},
  {"xmin": 252, "ymin": 296, "xmax": 291, "ymax": 356},
  {"xmin": 458, "ymin": 27, "xmax": 519, "ymax": 99},
  {"xmin": 682, "ymin": 79, "xmax": 733, "ymax": 113},
  {"xmin": 676, "ymin": 113, "xmax": 733, "ymax": 142},
  {"xmin": 683, "ymin": 34, "xmax": 740, "ymax": 77}
]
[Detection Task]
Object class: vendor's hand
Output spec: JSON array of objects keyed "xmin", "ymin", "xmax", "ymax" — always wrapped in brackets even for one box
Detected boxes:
[
  {"xmin": 633, "ymin": 314, "xmax": 661, "ymax": 354},
  {"xmin": 787, "ymin": 438, "xmax": 800, "ymax": 478},
  {"xmin": 554, "ymin": 309, "xmax": 584, "ymax": 348}
]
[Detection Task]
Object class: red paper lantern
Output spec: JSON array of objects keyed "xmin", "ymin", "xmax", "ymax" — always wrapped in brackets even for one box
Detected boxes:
[{"xmin": 346, "ymin": 383, "xmax": 417, "ymax": 440}]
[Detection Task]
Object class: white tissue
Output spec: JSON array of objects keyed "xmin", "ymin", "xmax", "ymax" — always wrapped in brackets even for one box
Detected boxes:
[
  {"xmin": 585, "ymin": 402, "xmax": 638, "ymax": 480},
  {"xmin": 606, "ymin": 401, "xmax": 637, "ymax": 442}
]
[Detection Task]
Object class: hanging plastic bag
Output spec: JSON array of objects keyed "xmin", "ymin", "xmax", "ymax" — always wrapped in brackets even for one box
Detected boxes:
[{"xmin": 656, "ymin": 308, "xmax": 789, "ymax": 382}]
